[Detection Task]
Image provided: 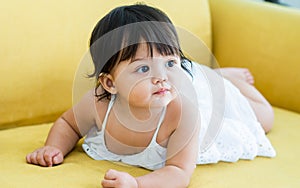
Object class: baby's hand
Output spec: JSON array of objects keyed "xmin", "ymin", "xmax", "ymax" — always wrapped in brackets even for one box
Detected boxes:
[
  {"xmin": 101, "ymin": 169, "xmax": 138, "ymax": 188},
  {"xmin": 26, "ymin": 146, "xmax": 64, "ymax": 167}
]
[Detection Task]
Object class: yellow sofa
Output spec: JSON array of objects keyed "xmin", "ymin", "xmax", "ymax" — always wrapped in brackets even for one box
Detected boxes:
[{"xmin": 1, "ymin": 0, "xmax": 300, "ymax": 187}]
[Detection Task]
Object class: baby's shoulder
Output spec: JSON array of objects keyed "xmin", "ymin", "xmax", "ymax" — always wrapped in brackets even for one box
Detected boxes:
[
  {"xmin": 164, "ymin": 98, "xmax": 182, "ymax": 128},
  {"xmin": 75, "ymin": 89, "xmax": 110, "ymax": 128},
  {"xmin": 164, "ymin": 95, "xmax": 200, "ymax": 129},
  {"xmin": 91, "ymin": 92, "xmax": 111, "ymax": 128}
]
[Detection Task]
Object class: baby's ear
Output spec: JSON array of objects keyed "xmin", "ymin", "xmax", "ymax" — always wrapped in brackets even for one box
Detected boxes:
[{"xmin": 98, "ymin": 74, "xmax": 117, "ymax": 94}]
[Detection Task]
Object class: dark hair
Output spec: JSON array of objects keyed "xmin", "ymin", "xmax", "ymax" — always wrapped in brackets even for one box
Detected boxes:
[{"xmin": 89, "ymin": 4, "xmax": 192, "ymax": 101}]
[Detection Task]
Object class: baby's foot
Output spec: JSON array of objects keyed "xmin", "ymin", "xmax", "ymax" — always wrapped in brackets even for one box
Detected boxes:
[{"xmin": 214, "ymin": 67, "xmax": 254, "ymax": 85}]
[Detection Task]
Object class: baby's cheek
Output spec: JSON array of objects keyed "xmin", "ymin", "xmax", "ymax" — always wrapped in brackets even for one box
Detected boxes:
[
  {"xmin": 115, "ymin": 79, "xmax": 139, "ymax": 97},
  {"xmin": 129, "ymin": 84, "xmax": 150, "ymax": 99},
  {"xmin": 169, "ymin": 69, "xmax": 193, "ymax": 92}
]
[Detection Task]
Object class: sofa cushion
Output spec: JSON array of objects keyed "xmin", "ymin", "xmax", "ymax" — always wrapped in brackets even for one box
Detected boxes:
[{"xmin": 1, "ymin": 107, "xmax": 298, "ymax": 187}]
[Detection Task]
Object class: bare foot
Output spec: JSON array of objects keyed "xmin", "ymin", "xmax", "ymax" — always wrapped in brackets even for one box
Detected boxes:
[{"xmin": 214, "ymin": 67, "xmax": 254, "ymax": 85}]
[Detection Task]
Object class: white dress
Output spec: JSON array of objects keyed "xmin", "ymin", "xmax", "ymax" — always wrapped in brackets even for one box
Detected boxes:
[
  {"xmin": 82, "ymin": 62, "xmax": 276, "ymax": 170},
  {"xmin": 191, "ymin": 62, "xmax": 276, "ymax": 164}
]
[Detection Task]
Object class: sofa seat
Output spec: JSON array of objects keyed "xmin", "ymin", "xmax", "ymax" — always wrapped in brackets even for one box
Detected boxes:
[{"xmin": 1, "ymin": 107, "xmax": 299, "ymax": 187}]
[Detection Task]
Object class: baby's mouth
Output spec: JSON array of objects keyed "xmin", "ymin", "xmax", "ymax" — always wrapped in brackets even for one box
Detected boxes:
[{"xmin": 153, "ymin": 88, "xmax": 170, "ymax": 95}]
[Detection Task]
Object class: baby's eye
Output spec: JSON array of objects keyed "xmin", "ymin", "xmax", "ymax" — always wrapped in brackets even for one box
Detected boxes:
[
  {"xmin": 165, "ymin": 60, "xmax": 176, "ymax": 68},
  {"xmin": 136, "ymin": 65, "xmax": 150, "ymax": 73}
]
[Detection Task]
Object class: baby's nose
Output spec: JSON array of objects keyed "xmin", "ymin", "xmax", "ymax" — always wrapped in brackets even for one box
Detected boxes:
[{"xmin": 151, "ymin": 69, "xmax": 167, "ymax": 84}]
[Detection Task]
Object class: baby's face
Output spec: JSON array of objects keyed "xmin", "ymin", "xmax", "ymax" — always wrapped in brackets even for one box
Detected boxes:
[{"xmin": 110, "ymin": 43, "xmax": 184, "ymax": 108}]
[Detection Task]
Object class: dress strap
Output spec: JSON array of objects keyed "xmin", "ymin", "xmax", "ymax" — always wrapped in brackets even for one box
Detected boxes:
[
  {"xmin": 150, "ymin": 107, "xmax": 167, "ymax": 143},
  {"xmin": 101, "ymin": 94, "xmax": 116, "ymax": 130}
]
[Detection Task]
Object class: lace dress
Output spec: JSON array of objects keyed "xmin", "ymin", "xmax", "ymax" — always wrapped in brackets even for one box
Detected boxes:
[
  {"xmin": 192, "ymin": 63, "xmax": 276, "ymax": 164},
  {"xmin": 82, "ymin": 62, "xmax": 276, "ymax": 169}
]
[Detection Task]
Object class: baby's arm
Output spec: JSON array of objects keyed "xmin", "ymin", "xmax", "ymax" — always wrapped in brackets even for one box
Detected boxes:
[
  {"xmin": 26, "ymin": 109, "xmax": 81, "ymax": 167},
  {"xmin": 26, "ymin": 90, "xmax": 97, "ymax": 167},
  {"xmin": 137, "ymin": 124, "xmax": 199, "ymax": 188}
]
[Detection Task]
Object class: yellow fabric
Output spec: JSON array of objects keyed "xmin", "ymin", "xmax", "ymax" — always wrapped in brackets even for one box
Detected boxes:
[
  {"xmin": 0, "ymin": 107, "xmax": 299, "ymax": 187},
  {"xmin": 0, "ymin": 0, "xmax": 211, "ymax": 129},
  {"xmin": 209, "ymin": 0, "xmax": 300, "ymax": 113},
  {"xmin": 1, "ymin": 0, "xmax": 300, "ymax": 187}
]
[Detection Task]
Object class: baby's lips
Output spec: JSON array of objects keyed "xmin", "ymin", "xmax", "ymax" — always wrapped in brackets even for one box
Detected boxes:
[{"xmin": 153, "ymin": 88, "xmax": 169, "ymax": 95}]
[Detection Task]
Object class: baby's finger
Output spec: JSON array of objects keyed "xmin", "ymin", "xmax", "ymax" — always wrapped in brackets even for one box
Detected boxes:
[
  {"xmin": 104, "ymin": 169, "xmax": 118, "ymax": 180},
  {"xmin": 29, "ymin": 151, "xmax": 38, "ymax": 165},
  {"xmin": 52, "ymin": 152, "xmax": 63, "ymax": 165},
  {"xmin": 101, "ymin": 179, "xmax": 117, "ymax": 188},
  {"xmin": 44, "ymin": 149, "xmax": 55, "ymax": 167},
  {"xmin": 26, "ymin": 153, "xmax": 33, "ymax": 164},
  {"xmin": 36, "ymin": 149, "xmax": 47, "ymax": 166}
]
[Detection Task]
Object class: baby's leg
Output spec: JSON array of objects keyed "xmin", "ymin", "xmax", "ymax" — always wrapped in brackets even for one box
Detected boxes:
[
  {"xmin": 214, "ymin": 67, "xmax": 254, "ymax": 85},
  {"xmin": 215, "ymin": 67, "xmax": 274, "ymax": 133}
]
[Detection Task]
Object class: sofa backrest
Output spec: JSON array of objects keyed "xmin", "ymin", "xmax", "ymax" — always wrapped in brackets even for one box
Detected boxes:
[
  {"xmin": 210, "ymin": 0, "xmax": 300, "ymax": 113},
  {"xmin": 0, "ymin": 0, "xmax": 211, "ymax": 129}
]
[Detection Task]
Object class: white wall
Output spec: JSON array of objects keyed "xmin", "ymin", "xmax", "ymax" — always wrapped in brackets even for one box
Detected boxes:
[
  {"xmin": 252, "ymin": 0, "xmax": 300, "ymax": 8},
  {"xmin": 281, "ymin": 0, "xmax": 300, "ymax": 8}
]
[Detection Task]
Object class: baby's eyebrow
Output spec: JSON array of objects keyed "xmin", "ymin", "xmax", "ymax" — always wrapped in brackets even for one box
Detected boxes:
[
  {"xmin": 130, "ymin": 55, "xmax": 179, "ymax": 64},
  {"xmin": 130, "ymin": 57, "xmax": 148, "ymax": 63}
]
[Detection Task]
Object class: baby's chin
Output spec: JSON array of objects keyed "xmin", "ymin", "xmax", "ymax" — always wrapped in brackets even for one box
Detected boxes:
[{"xmin": 149, "ymin": 92, "xmax": 177, "ymax": 108}]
